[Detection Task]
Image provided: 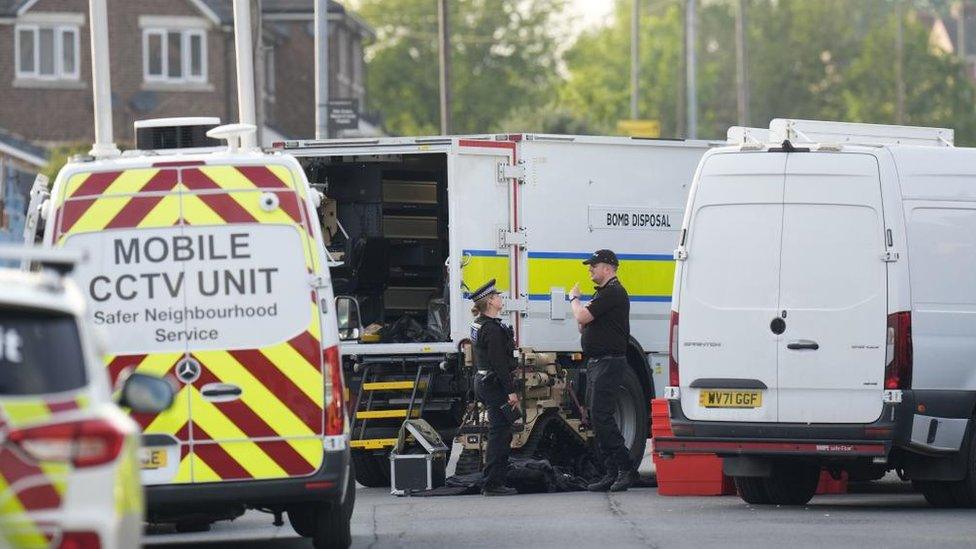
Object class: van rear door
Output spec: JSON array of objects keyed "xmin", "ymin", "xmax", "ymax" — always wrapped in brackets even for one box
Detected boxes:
[
  {"xmin": 776, "ymin": 153, "xmax": 886, "ymax": 423},
  {"xmin": 679, "ymin": 153, "xmax": 786, "ymax": 422},
  {"xmin": 179, "ymin": 163, "xmax": 326, "ymax": 483}
]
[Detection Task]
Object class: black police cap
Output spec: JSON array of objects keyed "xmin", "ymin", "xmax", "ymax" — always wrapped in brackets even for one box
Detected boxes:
[
  {"xmin": 582, "ymin": 249, "xmax": 619, "ymax": 266},
  {"xmin": 470, "ymin": 278, "xmax": 501, "ymax": 301}
]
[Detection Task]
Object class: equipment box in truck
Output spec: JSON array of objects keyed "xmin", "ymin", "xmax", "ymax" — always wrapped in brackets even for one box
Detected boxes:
[
  {"xmin": 276, "ymin": 134, "xmax": 713, "ymax": 486},
  {"xmin": 657, "ymin": 119, "xmax": 976, "ymax": 508}
]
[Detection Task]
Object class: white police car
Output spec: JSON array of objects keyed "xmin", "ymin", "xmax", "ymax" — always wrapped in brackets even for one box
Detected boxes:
[{"xmin": 0, "ymin": 247, "xmax": 173, "ymax": 548}]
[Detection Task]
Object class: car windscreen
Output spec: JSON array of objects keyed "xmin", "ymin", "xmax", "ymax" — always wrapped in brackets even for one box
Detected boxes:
[{"xmin": 0, "ymin": 308, "xmax": 87, "ymax": 396}]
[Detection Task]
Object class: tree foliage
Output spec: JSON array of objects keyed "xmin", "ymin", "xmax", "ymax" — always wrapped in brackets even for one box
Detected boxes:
[
  {"xmin": 354, "ymin": 0, "xmax": 976, "ymax": 144},
  {"xmin": 354, "ymin": 0, "xmax": 569, "ymax": 135}
]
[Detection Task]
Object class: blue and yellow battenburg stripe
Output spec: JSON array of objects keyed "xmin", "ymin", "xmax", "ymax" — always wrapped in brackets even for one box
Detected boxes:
[{"xmin": 462, "ymin": 250, "xmax": 674, "ymax": 302}]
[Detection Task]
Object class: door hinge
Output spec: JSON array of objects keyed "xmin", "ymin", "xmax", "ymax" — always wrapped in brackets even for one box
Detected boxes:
[
  {"xmin": 674, "ymin": 248, "xmax": 688, "ymax": 261},
  {"xmin": 498, "ymin": 228, "xmax": 527, "ymax": 248},
  {"xmin": 309, "ymin": 274, "xmax": 329, "ymax": 288},
  {"xmin": 881, "ymin": 251, "xmax": 899, "ymax": 262},
  {"xmin": 497, "ymin": 161, "xmax": 526, "ymax": 183}
]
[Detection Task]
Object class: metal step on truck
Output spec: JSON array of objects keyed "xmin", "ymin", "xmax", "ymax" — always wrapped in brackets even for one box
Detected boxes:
[{"xmin": 273, "ymin": 133, "xmax": 715, "ymax": 486}]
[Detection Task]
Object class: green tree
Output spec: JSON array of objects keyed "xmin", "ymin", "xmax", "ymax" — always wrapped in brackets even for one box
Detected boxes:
[{"xmin": 354, "ymin": 0, "xmax": 570, "ymax": 136}]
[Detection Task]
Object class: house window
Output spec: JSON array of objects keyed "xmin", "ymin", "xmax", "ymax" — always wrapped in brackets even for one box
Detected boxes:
[
  {"xmin": 143, "ymin": 28, "xmax": 206, "ymax": 83},
  {"xmin": 15, "ymin": 24, "xmax": 80, "ymax": 80}
]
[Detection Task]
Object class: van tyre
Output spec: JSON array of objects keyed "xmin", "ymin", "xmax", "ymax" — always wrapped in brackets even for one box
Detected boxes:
[
  {"xmin": 762, "ymin": 461, "xmax": 820, "ymax": 506},
  {"xmin": 913, "ymin": 480, "xmax": 958, "ymax": 508},
  {"xmin": 290, "ymin": 460, "xmax": 357, "ymax": 540},
  {"xmin": 734, "ymin": 476, "xmax": 772, "ymax": 505},
  {"xmin": 352, "ymin": 451, "xmax": 390, "ymax": 488}
]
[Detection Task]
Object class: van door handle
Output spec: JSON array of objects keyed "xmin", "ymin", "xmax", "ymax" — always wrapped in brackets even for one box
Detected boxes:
[
  {"xmin": 787, "ymin": 340, "xmax": 819, "ymax": 351},
  {"xmin": 200, "ymin": 383, "xmax": 243, "ymax": 402}
]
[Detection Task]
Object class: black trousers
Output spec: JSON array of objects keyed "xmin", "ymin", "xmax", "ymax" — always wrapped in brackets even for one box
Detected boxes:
[
  {"xmin": 586, "ymin": 357, "xmax": 633, "ymax": 474},
  {"xmin": 474, "ymin": 375, "xmax": 513, "ymax": 488}
]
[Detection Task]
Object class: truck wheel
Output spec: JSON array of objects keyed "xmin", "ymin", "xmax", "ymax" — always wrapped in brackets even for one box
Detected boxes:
[
  {"xmin": 614, "ymin": 366, "xmax": 650, "ymax": 468},
  {"xmin": 762, "ymin": 461, "xmax": 820, "ymax": 505},
  {"xmin": 352, "ymin": 452, "xmax": 390, "ymax": 488},
  {"xmin": 734, "ymin": 476, "xmax": 771, "ymax": 505},
  {"xmin": 914, "ymin": 480, "xmax": 958, "ymax": 508},
  {"xmin": 312, "ymin": 501, "xmax": 352, "ymax": 549}
]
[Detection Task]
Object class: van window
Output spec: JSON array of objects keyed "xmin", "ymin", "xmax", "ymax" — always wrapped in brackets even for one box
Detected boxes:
[
  {"xmin": 685, "ymin": 204, "xmax": 781, "ymax": 309},
  {"xmin": 0, "ymin": 309, "xmax": 86, "ymax": 395}
]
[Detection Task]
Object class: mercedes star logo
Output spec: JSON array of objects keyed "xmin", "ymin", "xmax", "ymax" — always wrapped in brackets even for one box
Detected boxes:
[{"xmin": 176, "ymin": 358, "xmax": 201, "ymax": 384}]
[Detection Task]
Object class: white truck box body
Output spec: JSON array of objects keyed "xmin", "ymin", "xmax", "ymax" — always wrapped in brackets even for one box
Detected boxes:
[{"xmin": 284, "ymin": 135, "xmax": 713, "ymax": 394}]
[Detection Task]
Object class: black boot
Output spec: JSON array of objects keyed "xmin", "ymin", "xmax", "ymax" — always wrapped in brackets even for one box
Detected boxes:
[
  {"xmin": 587, "ymin": 473, "xmax": 616, "ymax": 492},
  {"xmin": 483, "ymin": 484, "xmax": 518, "ymax": 496},
  {"xmin": 610, "ymin": 469, "xmax": 636, "ymax": 492}
]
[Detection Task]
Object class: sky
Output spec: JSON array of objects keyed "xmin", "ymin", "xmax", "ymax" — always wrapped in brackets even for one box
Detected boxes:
[{"xmin": 569, "ymin": 0, "xmax": 615, "ymax": 38}]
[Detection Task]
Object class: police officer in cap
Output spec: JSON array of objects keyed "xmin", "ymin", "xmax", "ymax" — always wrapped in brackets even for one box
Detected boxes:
[
  {"xmin": 570, "ymin": 249, "xmax": 636, "ymax": 492},
  {"xmin": 470, "ymin": 278, "xmax": 519, "ymax": 496}
]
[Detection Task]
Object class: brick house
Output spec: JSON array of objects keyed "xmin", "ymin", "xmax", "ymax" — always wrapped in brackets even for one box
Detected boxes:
[{"xmin": 0, "ymin": 0, "xmax": 373, "ymax": 150}]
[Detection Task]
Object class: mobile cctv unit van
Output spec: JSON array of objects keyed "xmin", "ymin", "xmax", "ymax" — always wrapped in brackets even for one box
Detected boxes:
[
  {"xmin": 657, "ymin": 119, "xmax": 976, "ymax": 507},
  {"xmin": 37, "ymin": 119, "xmax": 354, "ymax": 545},
  {"xmin": 274, "ymin": 134, "xmax": 713, "ymax": 486}
]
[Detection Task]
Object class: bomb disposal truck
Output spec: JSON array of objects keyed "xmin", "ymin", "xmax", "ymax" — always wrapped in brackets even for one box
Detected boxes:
[
  {"xmin": 32, "ymin": 119, "xmax": 354, "ymax": 547},
  {"xmin": 273, "ymin": 134, "xmax": 714, "ymax": 485}
]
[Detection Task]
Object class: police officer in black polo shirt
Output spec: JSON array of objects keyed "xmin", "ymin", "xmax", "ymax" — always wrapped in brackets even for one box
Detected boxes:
[
  {"xmin": 570, "ymin": 249, "xmax": 636, "ymax": 492},
  {"xmin": 470, "ymin": 278, "xmax": 520, "ymax": 496}
]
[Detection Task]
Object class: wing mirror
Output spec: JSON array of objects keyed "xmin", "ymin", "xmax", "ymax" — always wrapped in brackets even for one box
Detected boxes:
[
  {"xmin": 116, "ymin": 372, "xmax": 175, "ymax": 414},
  {"xmin": 335, "ymin": 295, "xmax": 362, "ymax": 342}
]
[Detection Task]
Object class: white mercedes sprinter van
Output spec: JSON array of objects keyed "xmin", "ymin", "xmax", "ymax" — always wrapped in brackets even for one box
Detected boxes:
[{"xmin": 656, "ymin": 119, "xmax": 976, "ymax": 507}]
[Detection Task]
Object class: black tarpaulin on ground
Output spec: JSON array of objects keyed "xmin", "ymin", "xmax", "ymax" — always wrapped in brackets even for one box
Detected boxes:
[{"xmin": 412, "ymin": 457, "xmax": 594, "ymax": 496}]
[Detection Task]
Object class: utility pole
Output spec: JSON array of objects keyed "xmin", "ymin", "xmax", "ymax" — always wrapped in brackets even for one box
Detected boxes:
[
  {"xmin": 735, "ymin": 0, "xmax": 750, "ymax": 127},
  {"xmin": 685, "ymin": 0, "xmax": 697, "ymax": 139},
  {"xmin": 87, "ymin": 0, "xmax": 119, "ymax": 158},
  {"xmin": 233, "ymin": 0, "xmax": 258, "ymax": 149},
  {"xmin": 438, "ymin": 0, "xmax": 452, "ymax": 135},
  {"xmin": 314, "ymin": 0, "xmax": 329, "ymax": 139},
  {"xmin": 630, "ymin": 0, "xmax": 640, "ymax": 119},
  {"xmin": 895, "ymin": 0, "xmax": 905, "ymax": 125}
]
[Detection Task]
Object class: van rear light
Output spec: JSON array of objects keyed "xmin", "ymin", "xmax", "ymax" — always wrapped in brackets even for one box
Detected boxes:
[
  {"xmin": 58, "ymin": 531, "xmax": 101, "ymax": 549},
  {"xmin": 668, "ymin": 311, "xmax": 680, "ymax": 386},
  {"xmin": 8, "ymin": 418, "xmax": 125, "ymax": 469},
  {"xmin": 324, "ymin": 345, "xmax": 345, "ymax": 436},
  {"xmin": 885, "ymin": 311, "xmax": 912, "ymax": 390}
]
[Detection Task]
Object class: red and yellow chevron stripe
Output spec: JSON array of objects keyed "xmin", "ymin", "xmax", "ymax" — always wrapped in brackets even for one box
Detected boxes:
[{"xmin": 55, "ymin": 161, "xmax": 328, "ymax": 484}]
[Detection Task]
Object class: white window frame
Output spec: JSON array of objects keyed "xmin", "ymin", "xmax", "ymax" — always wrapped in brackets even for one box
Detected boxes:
[
  {"xmin": 142, "ymin": 27, "xmax": 207, "ymax": 84},
  {"xmin": 14, "ymin": 23, "xmax": 80, "ymax": 81}
]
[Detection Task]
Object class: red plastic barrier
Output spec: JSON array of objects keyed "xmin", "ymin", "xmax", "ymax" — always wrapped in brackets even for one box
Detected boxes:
[
  {"xmin": 815, "ymin": 469, "xmax": 849, "ymax": 494},
  {"xmin": 651, "ymin": 398, "xmax": 735, "ymax": 496}
]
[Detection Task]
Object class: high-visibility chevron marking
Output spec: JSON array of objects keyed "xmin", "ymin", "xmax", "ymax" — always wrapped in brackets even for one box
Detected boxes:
[
  {"xmin": 134, "ymin": 193, "xmax": 181, "ymax": 228},
  {"xmin": 65, "ymin": 195, "xmax": 129, "ymax": 234},
  {"xmin": 356, "ymin": 409, "xmax": 419, "ymax": 419},
  {"xmin": 191, "ymin": 352, "xmax": 322, "ymax": 470},
  {"xmin": 1, "ymin": 401, "xmax": 50, "ymax": 427},
  {"xmin": 226, "ymin": 349, "xmax": 322, "ymax": 432},
  {"xmin": 258, "ymin": 342, "xmax": 324, "ymax": 405},
  {"xmin": 190, "ymin": 449, "xmax": 221, "ymax": 483},
  {"xmin": 0, "ymin": 450, "xmax": 62, "ymax": 511},
  {"xmin": 105, "ymin": 195, "xmax": 166, "ymax": 230},
  {"xmin": 104, "ymin": 168, "xmax": 167, "ymax": 195},
  {"xmin": 191, "ymin": 422, "xmax": 256, "ymax": 480},
  {"xmin": 362, "ymin": 381, "xmax": 416, "ymax": 391},
  {"xmin": 65, "ymin": 170, "xmax": 121, "ymax": 198},
  {"xmin": 236, "ymin": 165, "xmax": 291, "ymax": 190},
  {"xmin": 189, "ymin": 404, "xmax": 286, "ymax": 479},
  {"xmin": 287, "ymin": 331, "xmax": 322, "ymax": 370},
  {"xmin": 106, "ymin": 354, "xmax": 149, "ymax": 384},
  {"xmin": 350, "ymin": 438, "xmax": 397, "ymax": 449},
  {"xmin": 56, "ymin": 197, "xmax": 95, "ymax": 240},
  {"xmin": 0, "ymin": 471, "xmax": 49, "ymax": 548}
]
